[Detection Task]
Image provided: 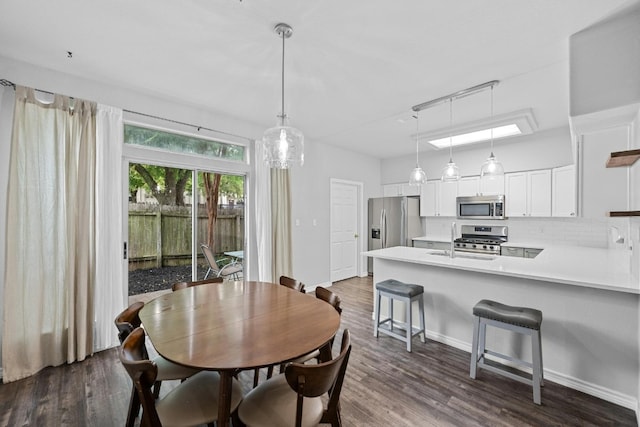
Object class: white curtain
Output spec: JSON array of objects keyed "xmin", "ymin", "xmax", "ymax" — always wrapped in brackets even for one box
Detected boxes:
[
  {"xmin": 93, "ymin": 104, "xmax": 125, "ymax": 352},
  {"xmin": 3, "ymin": 86, "xmax": 97, "ymax": 382},
  {"xmin": 271, "ymin": 168, "xmax": 293, "ymax": 281},
  {"xmin": 254, "ymin": 141, "xmax": 273, "ymax": 281}
]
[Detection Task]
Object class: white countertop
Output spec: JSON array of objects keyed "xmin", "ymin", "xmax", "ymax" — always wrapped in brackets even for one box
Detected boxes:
[{"xmin": 364, "ymin": 245, "xmax": 639, "ymax": 294}]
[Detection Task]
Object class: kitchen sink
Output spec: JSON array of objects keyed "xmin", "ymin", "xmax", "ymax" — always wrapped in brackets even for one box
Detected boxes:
[{"xmin": 426, "ymin": 250, "xmax": 496, "ymax": 261}]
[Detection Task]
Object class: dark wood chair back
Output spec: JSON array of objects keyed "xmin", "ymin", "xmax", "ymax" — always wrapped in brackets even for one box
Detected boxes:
[
  {"xmin": 114, "ymin": 301, "xmax": 144, "ymax": 345},
  {"xmin": 315, "ymin": 286, "xmax": 343, "ymax": 315},
  {"xmin": 172, "ymin": 277, "xmax": 223, "ymax": 292},
  {"xmin": 284, "ymin": 330, "xmax": 352, "ymax": 427},
  {"xmin": 118, "ymin": 327, "xmax": 163, "ymax": 427},
  {"xmin": 279, "ymin": 275, "xmax": 306, "ymax": 293}
]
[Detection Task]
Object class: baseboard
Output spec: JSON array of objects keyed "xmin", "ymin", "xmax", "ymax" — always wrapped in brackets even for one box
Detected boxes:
[
  {"xmin": 305, "ymin": 281, "xmax": 332, "ymax": 293},
  {"xmin": 425, "ymin": 330, "xmax": 639, "ymax": 412}
]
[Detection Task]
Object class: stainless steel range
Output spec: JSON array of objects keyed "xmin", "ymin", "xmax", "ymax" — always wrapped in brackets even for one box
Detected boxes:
[{"xmin": 454, "ymin": 225, "xmax": 508, "ymax": 255}]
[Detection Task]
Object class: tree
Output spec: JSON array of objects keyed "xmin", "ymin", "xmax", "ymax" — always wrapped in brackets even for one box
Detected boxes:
[
  {"xmin": 202, "ymin": 172, "xmax": 221, "ymax": 247},
  {"xmin": 130, "ymin": 164, "xmax": 191, "ymax": 206}
]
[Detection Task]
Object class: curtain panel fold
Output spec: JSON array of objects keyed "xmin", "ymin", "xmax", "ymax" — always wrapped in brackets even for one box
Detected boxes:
[
  {"xmin": 270, "ymin": 168, "xmax": 293, "ymax": 281},
  {"xmin": 1, "ymin": 87, "xmax": 123, "ymax": 382}
]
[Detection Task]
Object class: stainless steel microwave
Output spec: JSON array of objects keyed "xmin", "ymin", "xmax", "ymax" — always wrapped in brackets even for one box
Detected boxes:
[{"xmin": 456, "ymin": 195, "xmax": 505, "ymax": 220}]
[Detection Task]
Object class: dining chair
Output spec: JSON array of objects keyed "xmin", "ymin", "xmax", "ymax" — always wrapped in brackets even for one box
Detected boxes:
[
  {"xmin": 315, "ymin": 286, "xmax": 342, "ymax": 315},
  {"xmin": 119, "ymin": 327, "xmax": 244, "ymax": 427},
  {"xmin": 201, "ymin": 243, "xmax": 243, "ymax": 280},
  {"xmin": 115, "ymin": 302, "xmax": 201, "ymax": 427},
  {"xmin": 238, "ymin": 329, "xmax": 352, "ymax": 427},
  {"xmin": 279, "ymin": 275, "xmax": 306, "ymax": 293},
  {"xmin": 172, "ymin": 276, "xmax": 223, "ymax": 292}
]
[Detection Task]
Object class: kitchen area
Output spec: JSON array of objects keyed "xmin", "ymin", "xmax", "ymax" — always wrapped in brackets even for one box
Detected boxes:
[{"xmin": 364, "ymin": 9, "xmax": 640, "ymax": 411}]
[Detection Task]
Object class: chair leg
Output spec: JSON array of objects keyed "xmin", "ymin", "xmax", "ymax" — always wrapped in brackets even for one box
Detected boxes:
[
  {"xmin": 152, "ymin": 380, "xmax": 162, "ymax": 399},
  {"xmin": 373, "ymin": 290, "xmax": 381, "ymax": 337},
  {"xmin": 470, "ymin": 315, "xmax": 480, "ymax": 379},
  {"xmin": 538, "ymin": 328, "xmax": 545, "ymax": 387},
  {"xmin": 266, "ymin": 365, "xmax": 274, "ymax": 379},
  {"xmin": 126, "ymin": 385, "xmax": 140, "ymax": 427},
  {"xmin": 532, "ymin": 329, "xmax": 542, "ymax": 405},
  {"xmin": 253, "ymin": 368, "xmax": 260, "ymax": 388},
  {"xmin": 388, "ymin": 296, "xmax": 394, "ymax": 332},
  {"xmin": 418, "ymin": 297, "xmax": 426, "ymax": 343},
  {"xmin": 406, "ymin": 297, "xmax": 412, "ymax": 352}
]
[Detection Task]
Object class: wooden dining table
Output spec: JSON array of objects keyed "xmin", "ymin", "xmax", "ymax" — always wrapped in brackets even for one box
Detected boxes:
[{"xmin": 138, "ymin": 280, "xmax": 341, "ymax": 427}]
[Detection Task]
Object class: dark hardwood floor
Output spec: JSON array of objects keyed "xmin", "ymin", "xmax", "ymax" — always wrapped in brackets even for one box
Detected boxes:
[{"xmin": 0, "ymin": 276, "xmax": 637, "ymax": 426}]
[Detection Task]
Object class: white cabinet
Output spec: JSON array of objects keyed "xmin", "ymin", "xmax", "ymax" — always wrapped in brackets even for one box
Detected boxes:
[
  {"xmin": 552, "ymin": 165, "xmax": 577, "ymax": 217},
  {"xmin": 383, "ymin": 183, "xmax": 421, "ymax": 197},
  {"xmin": 479, "ymin": 175, "xmax": 505, "ymax": 195},
  {"xmin": 458, "ymin": 176, "xmax": 479, "ymax": 197},
  {"xmin": 505, "ymin": 170, "xmax": 551, "ymax": 217},
  {"xmin": 420, "ymin": 180, "xmax": 457, "ymax": 217}
]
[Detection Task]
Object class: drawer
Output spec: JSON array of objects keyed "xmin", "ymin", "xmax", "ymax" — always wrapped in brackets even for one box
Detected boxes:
[{"xmin": 524, "ymin": 248, "xmax": 543, "ymax": 258}]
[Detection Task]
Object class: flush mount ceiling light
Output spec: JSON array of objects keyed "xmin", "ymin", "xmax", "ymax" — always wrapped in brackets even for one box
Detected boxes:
[
  {"xmin": 441, "ymin": 98, "xmax": 460, "ymax": 182},
  {"xmin": 408, "ymin": 112, "xmax": 427, "ymax": 186},
  {"xmin": 263, "ymin": 23, "xmax": 304, "ymax": 169}
]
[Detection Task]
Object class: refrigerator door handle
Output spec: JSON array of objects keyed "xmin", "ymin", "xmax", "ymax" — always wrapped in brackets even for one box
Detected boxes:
[{"xmin": 381, "ymin": 209, "xmax": 386, "ymax": 248}]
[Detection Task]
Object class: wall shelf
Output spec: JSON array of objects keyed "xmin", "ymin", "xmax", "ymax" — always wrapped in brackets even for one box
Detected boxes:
[
  {"xmin": 606, "ymin": 149, "xmax": 640, "ymax": 167},
  {"xmin": 608, "ymin": 211, "xmax": 640, "ymax": 217}
]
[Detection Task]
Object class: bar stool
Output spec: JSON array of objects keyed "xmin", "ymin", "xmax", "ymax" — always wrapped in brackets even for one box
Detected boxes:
[
  {"xmin": 373, "ymin": 279, "xmax": 426, "ymax": 352},
  {"xmin": 470, "ymin": 299, "xmax": 544, "ymax": 404}
]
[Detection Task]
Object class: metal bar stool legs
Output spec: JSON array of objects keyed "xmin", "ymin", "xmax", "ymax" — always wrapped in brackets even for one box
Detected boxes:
[
  {"xmin": 373, "ymin": 279, "xmax": 426, "ymax": 352},
  {"xmin": 470, "ymin": 299, "xmax": 544, "ymax": 404}
]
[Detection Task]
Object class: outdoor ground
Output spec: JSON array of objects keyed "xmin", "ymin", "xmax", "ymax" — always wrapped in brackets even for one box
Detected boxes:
[{"xmin": 128, "ymin": 265, "xmax": 195, "ymax": 295}]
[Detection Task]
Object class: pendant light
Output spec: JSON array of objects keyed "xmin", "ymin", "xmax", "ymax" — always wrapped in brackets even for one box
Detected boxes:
[
  {"xmin": 408, "ymin": 112, "xmax": 427, "ymax": 186},
  {"xmin": 480, "ymin": 84, "xmax": 504, "ymax": 178},
  {"xmin": 441, "ymin": 98, "xmax": 460, "ymax": 182},
  {"xmin": 263, "ymin": 23, "xmax": 304, "ymax": 169}
]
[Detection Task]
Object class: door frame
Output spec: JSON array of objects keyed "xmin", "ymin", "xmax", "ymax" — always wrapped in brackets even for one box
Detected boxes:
[{"xmin": 329, "ymin": 178, "xmax": 366, "ymax": 281}]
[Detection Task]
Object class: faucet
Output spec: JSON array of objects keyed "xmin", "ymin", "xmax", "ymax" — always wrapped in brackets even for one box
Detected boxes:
[{"xmin": 450, "ymin": 221, "xmax": 456, "ymax": 258}]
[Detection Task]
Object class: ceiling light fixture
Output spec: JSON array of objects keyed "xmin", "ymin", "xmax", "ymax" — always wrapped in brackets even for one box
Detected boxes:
[
  {"xmin": 408, "ymin": 112, "xmax": 427, "ymax": 186},
  {"xmin": 263, "ymin": 23, "xmax": 304, "ymax": 169},
  {"xmin": 480, "ymin": 84, "xmax": 504, "ymax": 178},
  {"xmin": 441, "ymin": 98, "xmax": 460, "ymax": 182}
]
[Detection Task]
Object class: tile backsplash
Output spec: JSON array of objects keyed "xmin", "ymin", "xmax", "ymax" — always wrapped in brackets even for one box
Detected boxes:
[{"xmin": 423, "ymin": 216, "xmax": 633, "ymax": 250}]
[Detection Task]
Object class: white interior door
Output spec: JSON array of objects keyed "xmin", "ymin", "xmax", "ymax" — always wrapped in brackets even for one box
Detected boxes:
[{"xmin": 330, "ymin": 180, "xmax": 360, "ymax": 282}]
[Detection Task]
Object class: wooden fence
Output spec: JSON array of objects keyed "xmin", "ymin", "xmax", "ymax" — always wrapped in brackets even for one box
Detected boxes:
[{"xmin": 128, "ymin": 203, "xmax": 244, "ymax": 270}]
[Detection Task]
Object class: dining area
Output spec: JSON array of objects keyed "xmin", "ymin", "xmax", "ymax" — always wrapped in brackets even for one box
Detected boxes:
[{"xmin": 117, "ymin": 277, "xmax": 347, "ymax": 427}]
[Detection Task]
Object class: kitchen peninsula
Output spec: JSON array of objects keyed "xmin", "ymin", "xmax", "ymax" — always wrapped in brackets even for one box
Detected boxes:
[{"xmin": 364, "ymin": 245, "xmax": 640, "ymax": 410}]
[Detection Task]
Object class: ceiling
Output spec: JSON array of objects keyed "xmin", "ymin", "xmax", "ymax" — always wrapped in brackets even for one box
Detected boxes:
[{"xmin": 0, "ymin": 0, "xmax": 635, "ymax": 159}]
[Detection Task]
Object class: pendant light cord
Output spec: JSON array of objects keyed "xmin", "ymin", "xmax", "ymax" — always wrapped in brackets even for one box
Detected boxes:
[
  {"xmin": 448, "ymin": 98, "xmax": 454, "ymax": 162},
  {"xmin": 280, "ymin": 30, "xmax": 286, "ymax": 124},
  {"xmin": 489, "ymin": 85, "xmax": 494, "ymax": 156},
  {"xmin": 415, "ymin": 113, "xmax": 420, "ymax": 166}
]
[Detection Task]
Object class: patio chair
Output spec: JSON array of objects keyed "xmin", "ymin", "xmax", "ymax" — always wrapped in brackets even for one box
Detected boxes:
[{"xmin": 201, "ymin": 244, "xmax": 243, "ymax": 280}]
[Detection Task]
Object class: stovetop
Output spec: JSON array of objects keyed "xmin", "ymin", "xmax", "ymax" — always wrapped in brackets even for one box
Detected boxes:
[{"xmin": 454, "ymin": 225, "xmax": 508, "ymax": 255}]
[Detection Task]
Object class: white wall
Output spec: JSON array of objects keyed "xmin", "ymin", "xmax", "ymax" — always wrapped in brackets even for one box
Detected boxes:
[
  {"xmin": 381, "ymin": 126, "xmax": 574, "ymax": 184},
  {"xmin": 289, "ymin": 141, "xmax": 381, "ymax": 287},
  {"xmin": 570, "ymin": 2, "xmax": 640, "ymax": 117}
]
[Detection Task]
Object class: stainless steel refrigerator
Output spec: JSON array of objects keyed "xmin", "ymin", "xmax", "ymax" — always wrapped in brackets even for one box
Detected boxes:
[{"xmin": 368, "ymin": 196, "xmax": 422, "ymax": 273}]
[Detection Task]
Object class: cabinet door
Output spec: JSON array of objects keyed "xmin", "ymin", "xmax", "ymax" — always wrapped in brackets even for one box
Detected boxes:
[
  {"xmin": 528, "ymin": 170, "xmax": 551, "ymax": 217},
  {"xmin": 383, "ymin": 184, "xmax": 400, "ymax": 197},
  {"xmin": 505, "ymin": 172, "xmax": 527, "ymax": 217},
  {"xmin": 458, "ymin": 176, "xmax": 479, "ymax": 197},
  {"xmin": 479, "ymin": 175, "xmax": 505, "ymax": 195},
  {"xmin": 439, "ymin": 181, "xmax": 458, "ymax": 217},
  {"xmin": 420, "ymin": 181, "xmax": 438, "ymax": 217},
  {"xmin": 501, "ymin": 246, "xmax": 524, "ymax": 257},
  {"xmin": 552, "ymin": 165, "xmax": 577, "ymax": 217},
  {"xmin": 401, "ymin": 183, "xmax": 421, "ymax": 197}
]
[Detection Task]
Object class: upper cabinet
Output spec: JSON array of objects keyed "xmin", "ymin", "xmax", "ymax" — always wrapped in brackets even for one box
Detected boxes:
[
  {"xmin": 420, "ymin": 180, "xmax": 457, "ymax": 217},
  {"xmin": 479, "ymin": 175, "xmax": 505, "ymax": 196},
  {"xmin": 505, "ymin": 170, "xmax": 551, "ymax": 217},
  {"xmin": 552, "ymin": 165, "xmax": 576, "ymax": 217},
  {"xmin": 383, "ymin": 183, "xmax": 420, "ymax": 197},
  {"xmin": 457, "ymin": 176, "xmax": 479, "ymax": 197}
]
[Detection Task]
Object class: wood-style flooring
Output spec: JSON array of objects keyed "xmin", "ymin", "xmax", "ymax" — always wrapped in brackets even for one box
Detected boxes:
[{"xmin": 0, "ymin": 276, "xmax": 637, "ymax": 426}]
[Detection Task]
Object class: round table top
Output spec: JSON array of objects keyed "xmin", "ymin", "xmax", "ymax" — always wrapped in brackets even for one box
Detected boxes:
[{"xmin": 138, "ymin": 280, "xmax": 341, "ymax": 370}]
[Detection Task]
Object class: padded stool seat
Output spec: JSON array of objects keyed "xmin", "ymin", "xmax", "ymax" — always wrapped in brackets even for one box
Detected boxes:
[
  {"xmin": 373, "ymin": 279, "xmax": 426, "ymax": 352},
  {"xmin": 470, "ymin": 299, "xmax": 544, "ymax": 404}
]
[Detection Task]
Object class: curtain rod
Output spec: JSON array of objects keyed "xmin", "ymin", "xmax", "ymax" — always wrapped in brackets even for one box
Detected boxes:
[
  {"xmin": 0, "ymin": 78, "xmax": 255, "ymax": 143},
  {"xmin": 411, "ymin": 80, "xmax": 499, "ymax": 112}
]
